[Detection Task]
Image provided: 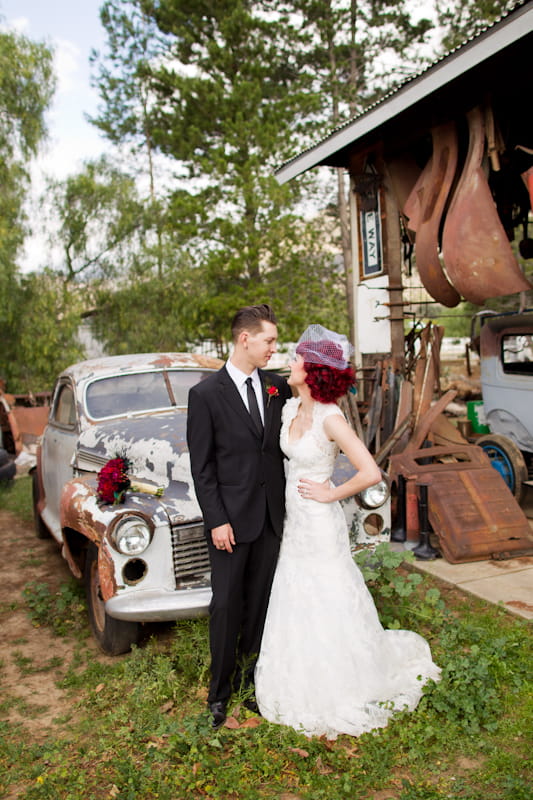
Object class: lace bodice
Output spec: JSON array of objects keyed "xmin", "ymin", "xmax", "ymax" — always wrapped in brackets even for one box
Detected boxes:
[
  {"xmin": 281, "ymin": 397, "xmax": 343, "ymax": 484},
  {"xmin": 278, "ymin": 397, "xmax": 347, "ymax": 561}
]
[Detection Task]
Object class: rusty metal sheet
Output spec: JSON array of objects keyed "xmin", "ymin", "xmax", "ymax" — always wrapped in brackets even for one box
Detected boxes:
[
  {"xmin": 386, "ymin": 155, "xmax": 422, "ymax": 243},
  {"xmin": 442, "ymin": 107, "xmax": 533, "ymax": 304},
  {"xmin": 390, "ymin": 445, "xmax": 533, "ymax": 563},
  {"xmin": 11, "ymin": 405, "xmax": 50, "ymax": 443},
  {"xmin": 402, "ymin": 156, "xmax": 430, "ymax": 235},
  {"xmin": 414, "ymin": 122, "xmax": 461, "ymax": 307}
]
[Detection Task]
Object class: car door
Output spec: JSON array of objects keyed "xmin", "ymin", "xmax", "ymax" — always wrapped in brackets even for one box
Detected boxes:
[{"xmin": 40, "ymin": 379, "xmax": 79, "ymax": 541}]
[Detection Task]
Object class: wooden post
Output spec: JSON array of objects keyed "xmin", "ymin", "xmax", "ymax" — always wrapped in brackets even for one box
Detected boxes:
[{"xmin": 380, "ymin": 157, "xmax": 405, "ymax": 372}]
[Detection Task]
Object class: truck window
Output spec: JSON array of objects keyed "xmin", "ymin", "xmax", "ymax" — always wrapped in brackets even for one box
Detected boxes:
[{"xmin": 501, "ymin": 334, "xmax": 533, "ymax": 375}]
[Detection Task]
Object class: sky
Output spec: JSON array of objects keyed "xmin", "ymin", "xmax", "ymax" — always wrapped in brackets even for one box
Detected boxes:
[
  {"xmin": 1, "ymin": 0, "xmax": 109, "ymax": 177},
  {"xmin": 1, "ymin": 0, "xmax": 110, "ymax": 269}
]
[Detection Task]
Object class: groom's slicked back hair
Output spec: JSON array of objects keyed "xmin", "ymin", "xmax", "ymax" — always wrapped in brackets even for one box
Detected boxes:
[{"xmin": 231, "ymin": 304, "xmax": 277, "ymax": 342}]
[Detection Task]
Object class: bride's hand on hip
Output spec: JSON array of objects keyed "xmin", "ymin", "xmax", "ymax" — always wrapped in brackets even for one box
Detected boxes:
[{"xmin": 298, "ymin": 478, "xmax": 332, "ymax": 503}]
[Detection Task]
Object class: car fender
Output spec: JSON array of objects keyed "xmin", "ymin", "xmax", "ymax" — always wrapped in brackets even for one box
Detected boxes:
[{"xmin": 60, "ymin": 478, "xmax": 120, "ymax": 598}]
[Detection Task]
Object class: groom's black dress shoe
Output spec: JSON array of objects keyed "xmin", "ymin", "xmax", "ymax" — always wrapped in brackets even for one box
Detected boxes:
[{"xmin": 209, "ymin": 701, "xmax": 227, "ymax": 729}]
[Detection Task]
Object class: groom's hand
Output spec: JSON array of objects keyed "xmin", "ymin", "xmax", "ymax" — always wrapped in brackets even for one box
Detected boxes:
[{"xmin": 212, "ymin": 523, "xmax": 236, "ymax": 553}]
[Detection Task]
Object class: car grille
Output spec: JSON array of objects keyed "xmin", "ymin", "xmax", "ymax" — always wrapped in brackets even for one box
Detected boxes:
[{"xmin": 171, "ymin": 522, "xmax": 211, "ymax": 588}]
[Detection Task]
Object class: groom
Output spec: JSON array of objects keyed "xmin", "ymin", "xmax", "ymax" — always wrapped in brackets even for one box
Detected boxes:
[{"xmin": 187, "ymin": 304, "xmax": 292, "ymax": 729}]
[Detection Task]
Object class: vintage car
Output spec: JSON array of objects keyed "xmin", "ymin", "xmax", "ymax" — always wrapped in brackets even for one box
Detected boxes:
[
  {"xmin": 470, "ymin": 310, "xmax": 533, "ymax": 502},
  {"xmin": 33, "ymin": 353, "xmax": 390, "ymax": 655}
]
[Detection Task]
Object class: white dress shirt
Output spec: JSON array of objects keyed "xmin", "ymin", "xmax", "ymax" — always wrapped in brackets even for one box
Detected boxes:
[{"xmin": 226, "ymin": 360, "xmax": 265, "ymax": 425}]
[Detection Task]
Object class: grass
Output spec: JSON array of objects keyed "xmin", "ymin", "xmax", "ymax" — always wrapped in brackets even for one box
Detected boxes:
[
  {"xmin": 0, "ymin": 478, "xmax": 532, "ymax": 799},
  {"xmin": 0, "ymin": 473, "xmax": 34, "ymax": 523}
]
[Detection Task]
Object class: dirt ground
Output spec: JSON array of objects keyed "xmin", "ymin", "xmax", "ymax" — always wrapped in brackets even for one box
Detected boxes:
[{"xmin": 0, "ymin": 509, "xmax": 114, "ymax": 745}]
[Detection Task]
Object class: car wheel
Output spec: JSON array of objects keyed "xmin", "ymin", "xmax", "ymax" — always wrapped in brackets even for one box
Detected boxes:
[
  {"xmin": 84, "ymin": 542, "xmax": 140, "ymax": 655},
  {"xmin": 32, "ymin": 470, "xmax": 51, "ymax": 539},
  {"xmin": 476, "ymin": 433, "xmax": 528, "ymax": 503}
]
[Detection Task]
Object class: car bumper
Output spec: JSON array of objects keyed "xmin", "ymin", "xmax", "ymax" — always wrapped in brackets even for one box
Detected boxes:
[{"xmin": 105, "ymin": 586, "xmax": 212, "ymax": 622}]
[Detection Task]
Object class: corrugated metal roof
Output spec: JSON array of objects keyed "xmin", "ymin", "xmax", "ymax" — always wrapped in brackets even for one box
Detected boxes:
[{"xmin": 276, "ymin": 0, "xmax": 533, "ymax": 184}]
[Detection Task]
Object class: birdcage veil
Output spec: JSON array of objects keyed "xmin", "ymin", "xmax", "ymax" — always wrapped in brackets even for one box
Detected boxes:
[{"xmin": 295, "ymin": 325, "xmax": 353, "ymax": 370}]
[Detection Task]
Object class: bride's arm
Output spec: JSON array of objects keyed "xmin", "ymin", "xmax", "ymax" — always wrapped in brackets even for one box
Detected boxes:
[{"xmin": 298, "ymin": 414, "xmax": 381, "ymax": 503}]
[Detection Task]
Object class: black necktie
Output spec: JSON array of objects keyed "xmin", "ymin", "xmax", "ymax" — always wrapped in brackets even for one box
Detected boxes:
[{"xmin": 246, "ymin": 377, "xmax": 263, "ymax": 434}]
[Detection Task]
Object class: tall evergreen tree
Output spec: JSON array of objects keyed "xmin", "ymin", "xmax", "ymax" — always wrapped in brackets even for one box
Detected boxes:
[
  {"xmin": 89, "ymin": 0, "xmax": 348, "ymax": 351},
  {"xmin": 436, "ymin": 0, "xmax": 516, "ymax": 51}
]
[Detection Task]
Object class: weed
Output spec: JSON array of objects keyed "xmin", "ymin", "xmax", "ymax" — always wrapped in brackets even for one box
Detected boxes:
[
  {"xmin": 355, "ymin": 543, "xmax": 447, "ymax": 630},
  {"xmin": 12, "ymin": 650, "xmax": 64, "ymax": 675},
  {"xmin": 22, "ymin": 579, "xmax": 87, "ymax": 637},
  {"xmin": 21, "ymin": 552, "xmax": 44, "ymax": 568}
]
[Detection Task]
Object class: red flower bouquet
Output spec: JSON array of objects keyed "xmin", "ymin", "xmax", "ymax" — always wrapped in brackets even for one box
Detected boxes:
[
  {"xmin": 97, "ymin": 457, "xmax": 131, "ymax": 505},
  {"xmin": 96, "ymin": 456, "xmax": 164, "ymax": 505}
]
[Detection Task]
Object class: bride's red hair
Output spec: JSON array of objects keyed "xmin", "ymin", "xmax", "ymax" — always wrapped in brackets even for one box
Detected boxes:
[{"xmin": 303, "ymin": 362, "xmax": 355, "ymax": 403}]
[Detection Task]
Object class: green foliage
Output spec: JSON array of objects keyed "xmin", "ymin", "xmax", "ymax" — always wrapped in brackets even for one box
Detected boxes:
[
  {"xmin": 0, "ymin": 27, "xmax": 55, "ymax": 384},
  {"xmin": 355, "ymin": 543, "xmax": 447, "ymax": 629},
  {"xmin": 22, "ymin": 580, "xmax": 87, "ymax": 638},
  {"xmin": 87, "ymin": 0, "xmax": 351, "ymax": 346},
  {"xmin": 91, "ymin": 261, "xmax": 205, "ymax": 354},
  {"xmin": 422, "ymin": 622, "xmax": 529, "ymax": 734},
  {"xmin": 427, "ymin": 288, "xmax": 533, "ymax": 340},
  {"xmin": 0, "ymin": 29, "xmax": 55, "ymax": 159},
  {"xmin": 0, "ymin": 475, "xmax": 33, "ymax": 522},
  {"xmin": 2, "ymin": 548, "xmax": 532, "ymax": 798},
  {"xmin": 5, "ymin": 270, "xmax": 85, "ymax": 393},
  {"xmin": 437, "ymin": 0, "xmax": 517, "ymax": 51},
  {"xmin": 47, "ymin": 156, "xmax": 146, "ymax": 282}
]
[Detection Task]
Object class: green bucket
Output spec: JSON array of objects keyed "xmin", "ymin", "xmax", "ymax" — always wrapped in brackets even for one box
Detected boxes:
[{"xmin": 467, "ymin": 400, "xmax": 490, "ymax": 434}]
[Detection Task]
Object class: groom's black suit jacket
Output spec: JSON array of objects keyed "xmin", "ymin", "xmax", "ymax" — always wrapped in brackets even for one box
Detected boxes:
[{"xmin": 187, "ymin": 365, "xmax": 292, "ymax": 542}]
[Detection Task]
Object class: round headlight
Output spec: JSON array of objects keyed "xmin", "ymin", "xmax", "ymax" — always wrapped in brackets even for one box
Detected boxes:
[
  {"xmin": 359, "ymin": 479, "xmax": 390, "ymax": 509},
  {"xmin": 111, "ymin": 516, "xmax": 152, "ymax": 555}
]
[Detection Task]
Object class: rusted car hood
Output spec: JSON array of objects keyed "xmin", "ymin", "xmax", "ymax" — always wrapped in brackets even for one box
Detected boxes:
[{"xmin": 75, "ymin": 410, "xmax": 201, "ymax": 519}]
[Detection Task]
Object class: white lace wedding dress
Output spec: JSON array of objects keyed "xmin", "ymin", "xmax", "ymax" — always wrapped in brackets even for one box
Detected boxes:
[{"xmin": 255, "ymin": 397, "xmax": 441, "ymax": 739}]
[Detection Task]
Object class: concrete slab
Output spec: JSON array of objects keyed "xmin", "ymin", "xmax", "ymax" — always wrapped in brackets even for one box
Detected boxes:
[
  {"xmin": 460, "ymin": 569, "xmax": 533, "ymax": 620},
  {"xmin": 411, "ymin": 554, "xmax": 533, "ymax": 620},
  {"xmin": 409, "ymin": 555, "xmax": 533, "ymax": 582}
]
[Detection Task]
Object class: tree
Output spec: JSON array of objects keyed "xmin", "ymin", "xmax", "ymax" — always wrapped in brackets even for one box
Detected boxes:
[
  {"xmin": 89, "ymin": 0, "xmax": 169, "ymax": 276},
  {"xmin": 89, "ymin": 0, "xmax": 510, "ymax": 357},
  {"xmin": 0, "ymin": 26, "xmax": 55, "ymax": 388},
  {"xmin": 145, "ymin": 0, "xmax": 434, "ymax": 344},
  {"xmin": 10, "ymin": 271, "xmax": 85, "ymax": 393},
  {"xmin": 436, "ymin": 0, "xmax": 517, "ymax": 51},
  {"xmin": 46, "ymin": 157, "xmax": 146, "ymax": 282},
  {"xmin": 89, "ymin": 0, "xmax": 348, "ymax": 351}
]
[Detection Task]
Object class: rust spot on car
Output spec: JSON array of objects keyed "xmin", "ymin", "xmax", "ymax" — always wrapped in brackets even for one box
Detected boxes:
[
  {"xmin": 60, "ymin": 480, "xmax": 107, "ymax": 539},
  {"xmin": 99, "ymin": 541, "xmax": 118, "ymax": 601}
]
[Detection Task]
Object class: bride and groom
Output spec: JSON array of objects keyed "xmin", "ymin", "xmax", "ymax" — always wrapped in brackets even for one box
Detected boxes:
[{"xmin": 187, "ymin": 304, "xmax": 440, "ymax": 739}]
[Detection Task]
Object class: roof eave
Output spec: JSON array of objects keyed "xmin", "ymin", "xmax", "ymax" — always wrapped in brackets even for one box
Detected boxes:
[{"xmin": 275, "ymin": 2, "xmax": 533, "ymax": 184}]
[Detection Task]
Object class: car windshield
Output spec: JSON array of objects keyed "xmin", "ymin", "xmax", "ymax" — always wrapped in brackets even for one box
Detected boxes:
[{"xmin": 85, "ymin": 369, "xmax": 213, "ymax": 419}]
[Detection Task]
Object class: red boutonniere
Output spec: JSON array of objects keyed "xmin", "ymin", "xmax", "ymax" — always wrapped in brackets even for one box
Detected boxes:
[{"xmin": 266, "ymin": 384, "xmax": 279, "ymax": 406}]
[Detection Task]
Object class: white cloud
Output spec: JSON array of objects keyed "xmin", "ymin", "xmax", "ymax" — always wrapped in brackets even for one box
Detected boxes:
[
  {"xmin": 54, "ymin": 36, "xmax": 81, "ymax": 96},
  {"xmin": 2, "ymin": 14, "xmax": 29, "ymax": 33}
]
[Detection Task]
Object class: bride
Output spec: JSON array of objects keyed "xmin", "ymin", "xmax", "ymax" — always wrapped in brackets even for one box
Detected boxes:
[{"xmin": 255, "ymin": 325, "xmax": 440, "ymax": 739}]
